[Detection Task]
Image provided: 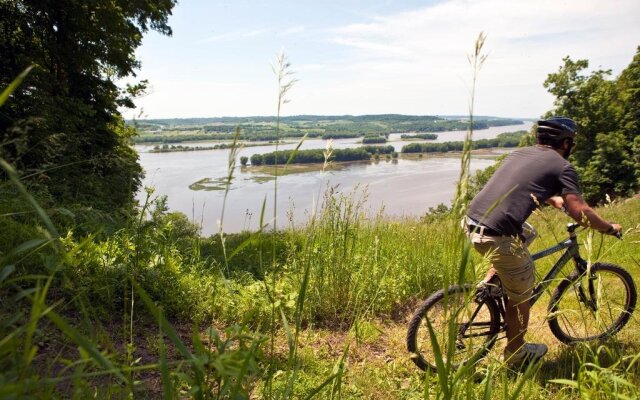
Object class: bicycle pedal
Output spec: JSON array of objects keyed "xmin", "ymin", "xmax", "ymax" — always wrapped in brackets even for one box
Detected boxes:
[
  {"xmin": 474, "ymin": 288, "xmax": 488, "ymax": 303},
  {"xmin": 475, "ymin": 282, "xmax": 502, "ymax": 302}
]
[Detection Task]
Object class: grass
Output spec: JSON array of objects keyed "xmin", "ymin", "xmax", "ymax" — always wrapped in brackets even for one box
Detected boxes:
[
  {"xmin": 2, "ymin": 170, "xmax": 640, "ymax": 398},
  {"xmin": 189, "ymin": 177, "xmax": 230, "ymax": 191},
  {"xmin": 245, "ymin": 162, "xmax": 347, "ymax": 176},
  {"xmin": 3, "ymin": 44, "xmax": 640, "ymax": 400}
]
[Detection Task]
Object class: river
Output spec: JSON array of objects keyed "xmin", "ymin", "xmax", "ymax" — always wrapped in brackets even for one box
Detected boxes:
[{"xmin": 136, "ymin": 122, "xmax": 532, "ymax": 235}]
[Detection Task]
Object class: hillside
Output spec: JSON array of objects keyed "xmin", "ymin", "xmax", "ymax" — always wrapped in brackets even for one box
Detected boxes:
[
  {"xmin": 129, "ymin": 115, "xmax": 524, "ymax": 143},
  {"xmin": 2, "ymin": 178, "xmax": 639, "ymax": 397}
]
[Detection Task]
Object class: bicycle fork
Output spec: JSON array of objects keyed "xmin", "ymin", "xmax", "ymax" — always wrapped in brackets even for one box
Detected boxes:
[{"xmin": 574, "ymin": 274, "xmax": 599, "ymax": 312}]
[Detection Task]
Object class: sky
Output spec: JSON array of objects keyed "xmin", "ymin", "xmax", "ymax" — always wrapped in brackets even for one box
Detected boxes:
[{"xmin": 127, "ymin": 0, "xmax": 640, "ymax": 120}]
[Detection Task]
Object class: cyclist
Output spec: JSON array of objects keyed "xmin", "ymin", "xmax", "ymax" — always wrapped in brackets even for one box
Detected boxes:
[{"xmin": 465, "ymin": 116, "xmax": 622, "ymax": 368}]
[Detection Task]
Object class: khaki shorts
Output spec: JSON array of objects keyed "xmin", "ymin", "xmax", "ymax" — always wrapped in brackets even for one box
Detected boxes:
[{"xmin": 465, "ymin": 223, "xmax": 537, "ymax": 302}]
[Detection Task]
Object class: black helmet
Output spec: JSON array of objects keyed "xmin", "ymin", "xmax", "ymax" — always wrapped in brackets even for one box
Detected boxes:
[{"xmin": 537, "ymin": 117, "xmax": 578, "ymax": 140}]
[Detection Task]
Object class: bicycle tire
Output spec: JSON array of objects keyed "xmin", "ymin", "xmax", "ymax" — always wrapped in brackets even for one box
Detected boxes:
[
  {"xmin": 548, "ymin": 262, "xmax": 637, "ymax": 344},
  {"xmin": 406, "ymin": 284, "xmax": 501, "ymax": 372}
]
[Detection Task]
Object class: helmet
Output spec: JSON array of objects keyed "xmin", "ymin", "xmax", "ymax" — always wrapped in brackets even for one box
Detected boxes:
[{"xmin": 536, "ymin": 117, "xmax": 578, "ymax": 141}]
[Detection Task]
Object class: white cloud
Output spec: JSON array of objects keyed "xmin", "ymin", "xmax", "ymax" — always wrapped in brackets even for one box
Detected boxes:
[
  {"xmin": 136, "ymin": 0, "xmax": 640, "ymax": 118},
  {"xmin": 321, "ymin": 0, "xmax": 640, "ymax": 116},
  {"xmin": 243, "ymin": 29, "xmax": 268, "ymax": 38}
]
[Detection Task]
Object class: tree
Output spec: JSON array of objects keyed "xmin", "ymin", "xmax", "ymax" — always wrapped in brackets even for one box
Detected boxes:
[
  {"xmin": 240, "ymin": 156, "xmax": 248, "ymax": 166},
  {"xmin": 581, "ymin": 132, "xmax": 637, "ymax": 202},
  {"xmin": 544, "ymin": 57, "xmax": 619, "ymax": 167},
  {"xmin": 617, "ymin": 47, "xmax": 640, "ymax": 161},
  {"xmin": 0, "ymin": 0, "xmax": 177, "ymax": 212},
  {"xmin": 543, "ymin": 51, "xmax": 640, "ymax": 203}
]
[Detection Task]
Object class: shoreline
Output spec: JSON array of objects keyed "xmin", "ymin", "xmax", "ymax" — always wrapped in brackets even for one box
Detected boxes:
[{"xmin": 243, "ymin": 148, "xmax": 506, "ymax": 176}]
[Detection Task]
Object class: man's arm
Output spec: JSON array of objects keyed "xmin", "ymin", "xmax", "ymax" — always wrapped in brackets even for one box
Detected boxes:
[
  {"xmin": 545, "ymin": 196, "xmax": 564, "ymax": 209},
  {"xmin": 563, "ymin": 193, "xmax": 621, "ymax": 234}
]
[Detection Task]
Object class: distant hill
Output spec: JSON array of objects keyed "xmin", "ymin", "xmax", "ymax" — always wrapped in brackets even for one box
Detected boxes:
[
  {"xmin": 128, "ymin": 114, "xmax": 526, "ymax": 127},
  {"xmin": 129, "ymin": 114, "xmax": 526, "ymax": 144}
]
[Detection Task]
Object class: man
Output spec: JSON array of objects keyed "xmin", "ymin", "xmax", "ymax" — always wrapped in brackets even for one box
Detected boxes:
[{"xmin": 465, "ymin": 117, "xmax": 622, "ymax": 367}]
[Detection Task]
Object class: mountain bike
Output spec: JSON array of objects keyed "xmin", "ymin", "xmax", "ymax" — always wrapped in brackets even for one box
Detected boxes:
[{"xmin": 406, "ymin": 223, "xmax": 637, "ymax": 372}]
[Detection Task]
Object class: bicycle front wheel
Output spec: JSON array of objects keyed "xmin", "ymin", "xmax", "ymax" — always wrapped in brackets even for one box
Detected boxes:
[
  {"xmin": 548, "ymin": 262, "xmax": 637, "ymax": 344},
  {"xmin": 406, "ymin": 284, "xmax": 501, "ymax": 372}
]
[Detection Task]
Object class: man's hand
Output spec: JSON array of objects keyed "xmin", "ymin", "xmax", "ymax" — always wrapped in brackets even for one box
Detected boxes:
[
  {"xmin": 563, "ymin": 193, "xmax": 622, "ymax": 235},
  {"xmin": 545, "ymin": 196, "xmax": 564, "ymax": 209},
  {"xmin": 608, "ymin": 223, "xmax": 623, "ymax": 237}
]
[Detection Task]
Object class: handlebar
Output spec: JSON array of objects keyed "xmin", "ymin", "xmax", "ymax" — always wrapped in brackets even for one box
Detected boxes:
[
  {"xmin": 566, "ymin": 223, "xmax": 581, "ymax": 233},
  {"xmin": 566, "ymin": 222, "xmax": 623, "ymax": 239}
]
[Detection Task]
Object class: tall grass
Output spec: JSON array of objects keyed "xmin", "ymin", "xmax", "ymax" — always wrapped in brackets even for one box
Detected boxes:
[{"xmin": 2, "ymin": 41, "xmax": 640, "ymax": 399}]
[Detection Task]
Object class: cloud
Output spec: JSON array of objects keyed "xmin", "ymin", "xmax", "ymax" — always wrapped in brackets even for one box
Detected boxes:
[
  {"xmin": 243, "ymin": 29, "xmax": 268, "ymax": 38},
  {"xmin": 138, "ymin": 0, "xmax": 640, "ymax": 118},
  {"xmin": 317, "ymin": 0, "xmax": 640, "ymax": 116}
]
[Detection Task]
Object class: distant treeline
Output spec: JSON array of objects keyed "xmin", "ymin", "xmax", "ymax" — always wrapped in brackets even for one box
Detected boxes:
[
  {"xmin": 130, "ymin": 115, "xmax": 524, "ymax": 144},
  {"xmin": 400, "ymin": 133, "xmax": 438, "ymax": 140},
  {"xmin": 362, "ymin": 136, "xmax": 387, "ymax": 144},
  {"xmin": 150, "ymin": 144, "xmax": 217, "ymax": 153},
  {"xmin": 401, "ymin": 131, "xmax": 526, "ymax": 153},
  {"xmin": 148, "ymin": 143, "xmax": 273, "ymax": 153},
  {"xmin": 133, "ymin": 114, "xmax": 523, "ymax": 127},
  {"xmin": 134, "ymin": 131, "xmax": 321, "ymax": 143},
  {"xmin": 321, "ymin": 132, "xmax": 362, "ymax": 139},
  {"xmin": 134, "ymin": 114, "xmax": 444, "ymax": 127},
  {"xmin": 250, "ymin": 145, "xmax": 396, "ymax": 165}
]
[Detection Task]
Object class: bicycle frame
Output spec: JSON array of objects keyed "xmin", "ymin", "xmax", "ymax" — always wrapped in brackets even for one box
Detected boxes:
[
  {"xmin": 473, "ymin": 223, "xmax": 592, "ymax": 337},
  {"xmin": 528, "ymin": 223, "xmax": 587, "ymax": 306}
]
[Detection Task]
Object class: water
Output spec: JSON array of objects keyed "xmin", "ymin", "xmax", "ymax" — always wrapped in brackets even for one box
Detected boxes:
[{"xmin": 137, "ymin": 122, "xmax": 532, "ymax": 234}]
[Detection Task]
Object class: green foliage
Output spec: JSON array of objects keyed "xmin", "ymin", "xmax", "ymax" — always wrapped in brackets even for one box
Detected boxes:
[
  {"xmin": 518, "ymin": 124, "xmax": 537, "ymax": 147},
  {"xmin": 200, "ymin": 231, "xmax": 291, "ymax": 279},
  {"xmin": 362, "ymin": 136, "xmax": 387, "ymax": 144},
  {"xmin": 361, "ymin": 145, "xmax": 395, "ymax": 155},
  {"xmin": 3, "ymin": 170, "xmax": 640, "ymax": 397},
  {"xmin": 401, "ymin": 133, "xmax": 438, "ymax": 140},
  {"xmin": 581, "ymin": 132, "xmax": 638, "ymax": 202},
  {"xmin": 250, "ymin": 153, "xmax": 264, "ymax": 166},
  {"xmin": 0, "ymin": 0, "xmax": 176, "ymax": 213},
  {"xmin": 543, "ymin": 48, "xmax": 640, "ymax": 203},
  {"xmin": 421, "ymin": 203, "xmax": 452, "ymax": 223},
  {"xmin": 401, "ymin": 131, "xmax": 525, "ymax": 153},
  {"xmin": 248, "ymin": 146, "xmax": 399, "ymax": 165},
  {"xmin": 131, "ymin": 115, "xmax": 524, "ymax": 143}
]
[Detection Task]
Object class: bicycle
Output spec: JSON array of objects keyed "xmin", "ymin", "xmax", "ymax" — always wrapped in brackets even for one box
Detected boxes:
[{"xmin": 406, "ymin": 222, "xmax": 637, "ymax": 372}]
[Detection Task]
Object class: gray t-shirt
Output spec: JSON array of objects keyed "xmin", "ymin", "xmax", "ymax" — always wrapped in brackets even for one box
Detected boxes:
[{"xmin": 467, "ymin": 146, "xmax": 581, "ymax": 236}]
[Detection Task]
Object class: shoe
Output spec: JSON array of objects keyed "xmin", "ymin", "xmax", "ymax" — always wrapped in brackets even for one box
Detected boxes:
[{"xmin": 504, "ymin": 343, "xmax": 548, "ymax": 368}]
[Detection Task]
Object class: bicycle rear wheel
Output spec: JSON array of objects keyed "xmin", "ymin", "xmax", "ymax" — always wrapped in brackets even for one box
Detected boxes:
[
  {"xmin": 548, "ymin": 262, "xmax": 637, "ymax": 343},
  {"xmin": 406, "ymin": 284, "xmax": 501, "ymax": 372}
]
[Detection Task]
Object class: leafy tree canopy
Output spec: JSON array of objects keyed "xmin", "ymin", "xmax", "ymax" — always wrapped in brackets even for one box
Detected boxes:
[
  {"xmin": 543, "ymin": 47, "xmax": 640, "ymax": 203},
  {"xmin": 0, "ymin": 0, "xmax": 176, "ymax": 212}
]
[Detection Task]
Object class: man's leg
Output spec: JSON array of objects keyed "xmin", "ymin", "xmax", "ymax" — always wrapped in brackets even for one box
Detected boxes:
[
  {"xmin": 481, "ymin": 266, "xmax": 497, "ymax": 283},
  {"xmin": 504, "ymin": 299, "xmax": 529, "ymax": 353}
]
